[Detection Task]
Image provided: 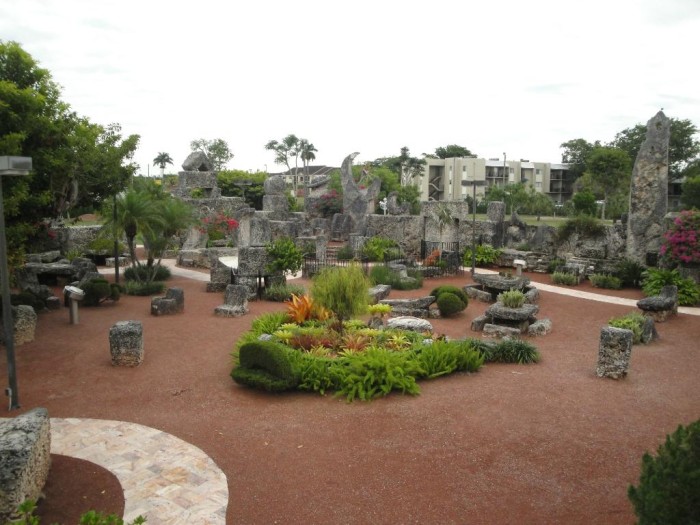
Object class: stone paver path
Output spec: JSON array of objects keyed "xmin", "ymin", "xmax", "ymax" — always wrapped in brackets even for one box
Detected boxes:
[{"xmin": 50, "ymin": 418, "xmax": 228, "ymax": 524}]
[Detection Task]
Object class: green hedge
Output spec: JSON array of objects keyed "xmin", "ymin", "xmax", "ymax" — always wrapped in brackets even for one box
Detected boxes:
[{"xmin": 231, "ymin": 341, "xmax": 299, "ymax": 392}]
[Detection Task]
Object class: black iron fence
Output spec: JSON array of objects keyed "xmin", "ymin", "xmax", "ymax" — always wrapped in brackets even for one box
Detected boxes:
[{"xmin": 419, "ymin": 241, "xmax": 464, "ymax": 276}]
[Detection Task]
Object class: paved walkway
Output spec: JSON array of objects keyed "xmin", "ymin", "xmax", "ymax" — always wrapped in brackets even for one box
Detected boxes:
[{"xmin": 51, "ymin": 418, "xmax": 228, "ymax": 524}]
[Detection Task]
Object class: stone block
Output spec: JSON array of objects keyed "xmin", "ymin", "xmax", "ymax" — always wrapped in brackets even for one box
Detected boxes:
[
  {"xmin": 215, "ymin": 285, "xmax": 249, "ymax": 317},
  {"xmin": 45, "ymin": 296, "xmax": 61, "ymax": 310},
  {"xmin": 596, "ymin": 326, "xmax": 633, "ymax": 379},
  {"xmin": 250, "ymin": 215, "xmax": 272, "ymax": 247},
  {"xmin": 0, "ymin": 408, "xmax": 51, "ymax": 523},
  {"xmin": 0, "ymin": 306, "xmax": 37, "ymax": 347},
  {"xmin": 386, "ymin": 316, "xmax": 433, "ymax": 333},
  {"xmin": 470, "ymin": 315, "xmax": 488, "ymax": 332},
  {"xmin": 640, "ymin": 316, "xmax": 658, "ymax": 344},
  {"xmin": 528, "ymin": 318, "xmax": 552, "ymax": 336},
  {"xmin": 524, "ymin": 286, "xmax": 540, "ymax": 304},
  {"xmin": 463, "ymin": 284, "xmax": 493, "ymax": 303},
  {"xmin": 380, "ymin": 296, "xmax": 436, "ymax": 310},
  {"xmin": 482, "ymin": 324, "xmax": 521, "ymax": 338},
  {"xmin": 368, "ymin": 285, "xmax": 391, "ymax": 304},
  {"xmin": 109, "ymin": 320, "xmax": 144, "ymax": 367},
  {"xmin": 150, "ymin": 288, "xmax": 184, "ymax": 316}
]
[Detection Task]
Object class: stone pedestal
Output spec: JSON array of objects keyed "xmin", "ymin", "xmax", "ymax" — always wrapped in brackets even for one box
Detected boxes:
[
  {"xmin": 109, "ymin": 321, "xmax": 144, "ymax": 366},
  {"xmin": 214, "ymin": 284, "xmax": 249, "ymax": 317},
  {"xmin": 596, "ymin": 326, "xmax": 633, "ymax": 379}
]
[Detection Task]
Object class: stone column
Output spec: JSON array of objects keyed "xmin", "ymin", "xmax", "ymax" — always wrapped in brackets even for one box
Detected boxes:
[
  {"xmin": 109, "ymin": 320, "xmax": 144, "ymax": 367},
  {"xmin": 596, "ymin": 326, "xmax": 633, "ymax": 379},
  {"xmin": 626, "ymin": 111, "xmax": 670, "ymax": 264}
]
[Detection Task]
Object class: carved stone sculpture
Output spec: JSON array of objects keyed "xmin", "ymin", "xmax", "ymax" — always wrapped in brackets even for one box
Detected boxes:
[{"xmin": 340, "ymin": 153, "xmax": 381, "ymax": 236}]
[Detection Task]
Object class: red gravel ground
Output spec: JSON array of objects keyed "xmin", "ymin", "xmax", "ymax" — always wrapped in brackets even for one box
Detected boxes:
[{"xmin": 3, "ymin": 269, "xmax": 699, "ymax": 524}]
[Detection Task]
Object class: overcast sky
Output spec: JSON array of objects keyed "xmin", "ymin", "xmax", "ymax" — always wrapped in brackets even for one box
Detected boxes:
[{"xmin": 2, "ymin": 0, "xmax": 700, "ymax": 175}]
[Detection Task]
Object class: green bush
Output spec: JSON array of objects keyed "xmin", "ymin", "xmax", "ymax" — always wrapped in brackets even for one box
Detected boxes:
[
  {"xmin": 370, "ymin": 265, "xmax": 423, "ymax": 291},
  {"xmin": 88, "ymin": 237, "xmax": 126, "ymax": 254},
  {"xmin": 250, "ymin": 311, "xmax": 289, "ymax": 336},
  {"xmin": 436, "ymin": 292, "xmax": 466, "ymax": 317},
  {"xmin": 484, "ymin": 338, "xmax": 540, "ymax": 364},
  {"xmin": 361, "ymin": 236, "xmax": 399, "ymax": 262},
  {"xmin": 497, "ymin": 290, "xmax": 526, "ymax": 308},
  {"xmin": 262, "ymin": 283, "xmax": 305, "ymax": 302},
  {"xmin": 334, "ymin": 347, "xmax": 422, "ymax": 401},
  {"xmin": 609, "ymin": 312, "xmax": 646, "ymax": 344},
  {"xmin": 291, "ymin": 353, "xmax": 342, "ymax": 395},
  {"xmin": 614, "ymin": 258, "xmax": 646, "ymax": 288},
  {"xmin": 412, "ymin": 340, "xmax": 483, "ymax": 379},
  {"xmin": 628, "ymin": 418, "xmax": 700, "ymax": 525},
  {"xmin": 551, "ymin": 271, "xmax": 579, "ymax": 286},
  {"xmin": 265, "ymin": 237, "xmax": 304, "ymax": 276},
  {"xmin": 589, "ymin": 273, "xmax": 622, "ymax": 290},
  {"xmin": 429, "ymin": 285, "xmax": 469, "ymax": 307},
  {"xmin": 556, "ymin": 215, "xmax": 605, "ymax": 242},
  {"xmin": 335, "ymin": 245, "xmax": 355, "ymax": 260},
  {"xmin": 547, "ymin": 258, "xmax": 566, "ymax": 274},
  {"xmin": 11, "ymin": 499, "xmax": 146, "ymax": 525},
  {"xmin": 642, "ymin": 268, "xmax": 700, "ymax": 306},
  {"xmin": 462, "ymin": 244, "xmax": 502, "ymax": 267},
  {"xmin": 123, "ymin": 280, "xmax": 166, "ymax": 296},
  {"xmin": 82, "ymin": 278, "xmax": 119, "ymax": 306},
  {"xmin": 312, "ymin": 265, "xmax": 370, "ymax": 325},
  {"xmin": 10, "ymin": 290, "xmax": 46, "ymax": 311},
  {"xmin": 231, "ymin": 341, "xmax": 299, "ymax": 392},
  {"xmin": 124, "ymin": 264, "xmax": 171, "ymax": 282}
]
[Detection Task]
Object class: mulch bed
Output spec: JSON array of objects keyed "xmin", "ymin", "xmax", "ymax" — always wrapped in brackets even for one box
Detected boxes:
[{"xmin": 4, "ymin": 268, "xmax": 699, "ymax": 524}]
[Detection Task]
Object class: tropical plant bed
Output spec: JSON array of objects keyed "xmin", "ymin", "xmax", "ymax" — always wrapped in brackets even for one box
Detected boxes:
[{"xmin": 231, "ymin": 312, "xmax": 540, "ymax": 401}]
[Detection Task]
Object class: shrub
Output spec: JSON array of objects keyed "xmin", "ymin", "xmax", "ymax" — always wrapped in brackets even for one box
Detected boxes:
[
  {"xmin": 89, "ymin": 237, "xmax": 126, "ymax": 254},
  {"xmin": 462, "ymin": 244, "xmax": 502, "ymax": 267},
  {"xmin": 10, "ymin": 290, "xmax": 45, "ymax": 311},
  {"xmin": 335, "ymin": 245, "xmax": 355, "ymax": 260},
  {"xmin": 642, "ymin": 268, "xmax": 700, "ymax": 306},
  {"xmin": 436, "ymin": 292, "xmax": 466, "ymax": 317},
  {"xmin": 12, "ymin": 500, "xmax": 146, "ymax": 525},
  {"xmin": 412, "ymin": 340, "xmax": 483, "ymax": 378},
  {"xmin": 614, "ymin": 258, "xmax": 646, "ymax": 288},
  {"xmin": 250, "ymin": 311, "xmax": 289, "ymax": 336},
  {"xmin": 334, "ymin": 347, "xmax": 422, "ymax": 401},
  {"xmin": 265, "ymin": 237, "xmax": 304, "ymax": 276},
  {"xmin": 659, "ymin": 210, "xmax": 700, "ymax": 267},
  {"xmin": 263, "ymin": 283, "xmax": 305, "ymax": 302},
  {"xmin": 231, "ymin": 341, "xmax": 299, "ymax": 392},
  {"xmin": 311, "ymin": 264, "xmax": 370, "ymax": 327},
  {"xmin": 485, "ymin": 338, "xmax": 540, "ymax": 364},
  {"xmin": 370, "ymin": 265, "xmax": 422, "ymax": 290},
  {"xmin": 589, "ymin": 273, "xmax": 622, "ymax": 290},
  {"xmin": 556, "ymin": 215, "xmax": 605, "ymax": 242},
  {"xmin": 361, "ymin": 236, "xmax": 399, "ymax": 262},
  {"xmin": 291, "ymin": 353, "xmax": 341, "ymax": 395},
  {"xmin": 497, "ymin": 290, "xmax": 526, "ymax": 308},
  {"xmin": 123, "ymin": 280, "xmax": 166, "ymax": 296},
  {"xmin": 628, "ymin": 418, "xmax": 700, "ymax": 524},
  {"xmin": 314, "ymin": 189, "xmax": 342, "ymax": 218},
  {"xmin": 124, "ymin": 264, "xmax": 171, "ymax": 282},
  {"xmin": 551, "ymin": 271, "xmax": 579, "ymax": 286},
  {"xmin": 609, "ymin": 312, "xmax": 646, "ymax": 344},
  {"xmin": 82, "ymin": 278, "xmax": 120, "ymax": 306},
  {"xmin": 547, "ymin": 258, "xmax": 566, "ymax": 274},
  {"xmin": 429, "ymin": 285, "xmax": 469, "ymax": 307}
]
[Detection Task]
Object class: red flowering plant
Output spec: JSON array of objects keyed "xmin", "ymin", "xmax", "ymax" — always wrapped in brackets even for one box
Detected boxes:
[
  {"xmin": 659, "ymin": 210, "xmax": 700, "ymax": 267},
  {"xmin": 199, "ymin": 213, "xmax": 239, "ymax": 243}
]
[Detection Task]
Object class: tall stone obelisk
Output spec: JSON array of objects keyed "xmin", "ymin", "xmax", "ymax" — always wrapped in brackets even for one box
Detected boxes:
[{"xmin": 626, "ymin": 111, "xmax": 671, "ymax": 264}]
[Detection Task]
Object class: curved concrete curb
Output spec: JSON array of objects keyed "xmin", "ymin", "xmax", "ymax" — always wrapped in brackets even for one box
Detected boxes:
[{"xmin": 50, "ymin": 418, "xmax": 228, "ymax": 524}]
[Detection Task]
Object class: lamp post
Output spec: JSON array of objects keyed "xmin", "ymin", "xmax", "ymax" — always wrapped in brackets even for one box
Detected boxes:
[
  {"xmin": 471, "ymin": 172, "xmax": 477, "ymax": 276},
  {"xmin": 0, "ymin": 156, "xmax": 32, "ymax": 410}
]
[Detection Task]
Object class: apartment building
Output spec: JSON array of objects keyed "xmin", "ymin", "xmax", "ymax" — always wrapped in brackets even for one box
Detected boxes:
[{"xmin": 422, "ymin": 157, "xmax": 574, "ymax": 204}]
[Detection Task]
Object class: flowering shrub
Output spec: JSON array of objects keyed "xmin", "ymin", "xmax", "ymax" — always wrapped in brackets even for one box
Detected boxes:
[
  {"xmin": 660, "ymin": 210, "xmax": 700, "ymax": 266},
  {"xmin": 200, "ymin": 213, "xmax": 238, "ymax": 241},
  {"xmin": 315, "ymin": 189, "xmax": 342, "ymax": 217}
]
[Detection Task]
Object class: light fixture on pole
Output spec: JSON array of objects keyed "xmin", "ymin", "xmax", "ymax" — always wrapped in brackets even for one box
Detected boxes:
[{"xmin": 0, "ymin": 156, "xmax": 33, "ymax": 411}]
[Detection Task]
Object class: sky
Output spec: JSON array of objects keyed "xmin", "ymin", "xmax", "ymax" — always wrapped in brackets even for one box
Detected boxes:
[{"xmin": 2, "ymin": 0, "xmax": 700, "ymax": 175}]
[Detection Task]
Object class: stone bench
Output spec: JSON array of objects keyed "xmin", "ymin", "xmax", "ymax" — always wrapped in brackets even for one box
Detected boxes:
[
  {"xmin": 380, "ymin": 296, "xmax": 437, "ymax": 319},
  {"xmin": 637, "ymin": 285, "xmax": 678, "ymax": 322},
  {"xmin": 214, "ymin": 284, "xmax": 249, "ymax": 317},
  {"xmin": 0, "ymin": 408, "xmax": 51, "ymax": 522},
  {"xmin": 151, "ymin": 287, "xmax": 184, "ymax": 316}
]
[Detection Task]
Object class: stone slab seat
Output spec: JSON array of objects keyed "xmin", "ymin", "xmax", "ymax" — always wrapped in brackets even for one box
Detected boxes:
[
  {"xmin": 0, "ymin": 408, "xmax": 51, "ymax": 522},
  {"xmin": 636, "ymin": 285, "xmax": 678, "ymax": 322}
]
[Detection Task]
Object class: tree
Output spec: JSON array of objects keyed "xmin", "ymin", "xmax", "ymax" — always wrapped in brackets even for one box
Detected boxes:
[
  {"xmin": 217, "ymin": 169, "xmax": 267, "ymax": 209},
  {"xmin": 571, "ymin": 189, "xmax": 597, "ymax": 216},
  {"xmin": 485, "ymin": 183, "xmax": 530, "ymax": 215},
  {"xmin": 525, "ymin": 188, "xmax": 555, "ymax": 220},
  {"xmin": 0, "ymin": 40, "xmax": 138, "ymax": 260},
  {"xmin": 609, "ymin": 118, "xmax": 700, "ymax": 181},
  {"xmin": 426, "ymin": 144, "xmax": 475, "ymax": 159},
  {"xmin": 372, "ymin": 147, "xmax": 425, "ymax": 187},
  {"xmin": 299, "ymin": 139, "xmax": 317, "ymax": 197},
  {"xmin": 190, "ymin": 138, "xmax": 233, "ymax": 171},
  {"xmin": 681, "ymin": 174, "xmax": 700, "ymax": 210},
  {"xmin": 560, "ymin": 138, "xmax": 600, "ymax": 179},
  {"xmin": 153, "ymin": 152, "xmax": 173, "ymax": 176},
  {"xmin": 585, "ymin": 147, "xmax": 632, "ymax": 220}
]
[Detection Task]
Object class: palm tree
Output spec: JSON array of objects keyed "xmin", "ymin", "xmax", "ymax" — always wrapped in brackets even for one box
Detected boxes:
[
  {"xmin": 142, "ymin": 197, "xmax": 194, "ymax": 276},
  {"xmin": 299, "ymin": 139, "xmax": 317, "ymax": 197},
  {"xmin": 153, "ymin": 152, "xmax": 173, "ymax": 177}
]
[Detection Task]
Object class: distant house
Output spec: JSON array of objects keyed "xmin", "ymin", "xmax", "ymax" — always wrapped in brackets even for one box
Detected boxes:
[{"xmin": 269, "ymin": 165, "xmax": 338, "ymax": 196}]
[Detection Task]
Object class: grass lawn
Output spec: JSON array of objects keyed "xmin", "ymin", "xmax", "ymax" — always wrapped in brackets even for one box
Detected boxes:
[{"xmin": 470, "ymin": 213, "xmax": 613, "ymax": 227}]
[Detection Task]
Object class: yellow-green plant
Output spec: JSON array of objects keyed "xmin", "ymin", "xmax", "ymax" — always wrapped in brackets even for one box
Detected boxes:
[{"xmin": 311, "ymin": 264, "xmax": 370, "ymax": 333}]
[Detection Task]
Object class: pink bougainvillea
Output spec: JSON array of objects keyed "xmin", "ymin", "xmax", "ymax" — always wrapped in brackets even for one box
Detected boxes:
[
  {"xmin": 660, "ymin": 210, "xmax": 700, "ymax": 266},
  {"xmin": 199, "ymin": 213, "xmax": 239, "ymax": 240}
]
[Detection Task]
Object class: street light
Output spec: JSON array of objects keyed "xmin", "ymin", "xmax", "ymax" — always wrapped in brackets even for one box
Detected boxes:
[{"xmin": 0, "ymin": 156, "xmax": 32, "ymax": 410}]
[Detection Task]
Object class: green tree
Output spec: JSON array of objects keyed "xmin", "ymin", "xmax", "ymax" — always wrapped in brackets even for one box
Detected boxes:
[
  {"xmin": 265, "ymin": 134, "xmax": 301, "ymax": 191},
  {"xmin": 572, "ymin": 189, "xmax": 597, "ymax": 216},
  {"xmin": 311, "ymin": 264, "xmax": 370, "ymax": 334},
  {"xmin": 372, "ymin": 147, "xmax": 426, "ymax": 187},
  {"xmin": 681, "ymin": 173, "xmax": 700, "ymax": 210},
  {"xmin": 426, "ymin": 144, "xmax": 476, "ymax": 159},
  {"xmin": 217, "ymin": 169, "xmax": 267, "ymax": 209},
  {"xmin": 609, "ymin": 118, "xmax": 700, "ymax": 181},
  {"xmin": 525, "ymin": 188, "xmax": 555, "ymax": 219},
  {"xmin": 153, "ymin": 152, "xmax": 173, "ymax": 176},
  {"xmin": 190, "ymin": 138, "xmax": 234, "ymax": 171},
  {"xmin": 584, "ymin": 147, "xmax": 632, "ymax": 220},
  {"xmin": 559, "ymin": 138, "xmax": 600, "ymax": 179},
  {"xmin": 299, "ymin": 139, "xmax": 317, "ymax": 197},
  {"xmin": 485, "ymin": 183, "xmax": 530, "ymax": 215}
]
